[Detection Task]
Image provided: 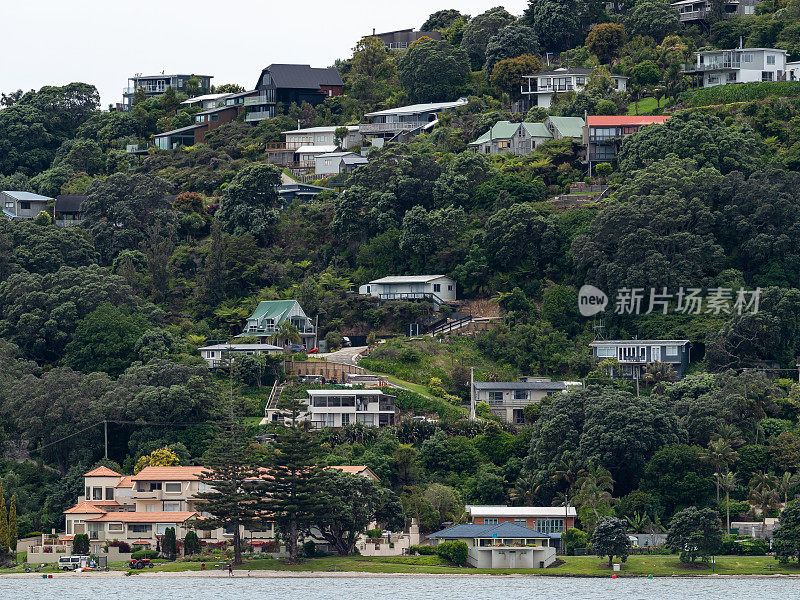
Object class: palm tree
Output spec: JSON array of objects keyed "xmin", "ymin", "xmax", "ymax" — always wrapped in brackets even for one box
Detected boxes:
[
  {"xmin": 269, "ymin": 321, "xmax": 301, "ymax": 348},
  {"xmin": 642, "ymin": 361, "xmax": 677, "ymax": 387},
  {"xmin": 749, "ymin": 471, "xmax": 780, "ymax": 538},
  {"xmin": 715, "ymin": 423, "xmax": 746, "ymax": 449},
  {"xmin": 777, "ymin": 471, "xmax": 800, "ymax": 506},
  {"xmin": 574, "ymin": 465, "xmax": 615, "ymax": 519},
  {"xmin": 719, "ymin": 471, "xmax": 737, "ymax": 535},
  {"xmin": 551, "ymin": 458, "xmax": 585, "ymax": 533},
  {"xmin": 626, "ymin": 511, "xmax": 650, "ymax": 533},
  {"xmin": 700, "ymin": 438, "xmax": 738, "ymax": 502}
]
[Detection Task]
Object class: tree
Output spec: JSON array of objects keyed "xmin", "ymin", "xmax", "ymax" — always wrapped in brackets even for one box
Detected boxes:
[
  {"xmin": 778, "ymin": 471, "xmax": 800, "ymax": 507},
  {"xmin": 490, "ymin": 54, "xmax": 543, "ymax": 100},
  {"xmin": 749, "ymin": 471, "xmax": 780, "ymax": 538},
  {"xmin": 312, "ymin": 469, "xmax": 403, "ymax": 555},
  {"xmin": 192, "ymin": 414, "xmax": 262, "ymax": 566},
  {"xmin": 334, "ymin": 126, "xmax": 349, "ymax": 147},
  {"xmin": 630, "ymin": 60, "xmax": 662, "ymax": 88},
  {"xmin": 216, "ymin": 163, "xmax": 281, "ymax": 241},
  {"xmin": 484, "ymin": 24, "xmax": 540, "ymax": 75},
  {"xmin": 591, "ymin": 517, "xmax": 631, "ymax": 567},
  {"xmin": 216, "ymin": 83, "xmax": 245, "ymax": 94},
  {"xmin": 0, "ymin": 485, "xmax": 6, "ymax": 552},
  {"xmin": 134, "ymin": 447, "xmax": 181, "ymax": 475},
  {"xmin": 6, "ymin": 495, "xmax": 16, "ymax": 557},
  {"xmin": 63, "ymin": 302, "xmax": 151, "ymax": 377},
  {"xmin": 461, "ymin": 6, "xmax": 516, "ymax": 69},
  {"xmin": 774, "ymin": 500, "xmax": 800, "ymax": 565},
  {"xmin": 699, "ymin": 438, "xmax": 738, "ymax": 503},
  {"xmin": 666, "ymin": 507, "xmax": 722, "ymax": 563},
  {"xmin": 564, "ymin": 527, "xmax": 589, "ymax": 555},
  {"xmin": 398, "ymin": 37, "xmax": 470, "ymax": 103},
  {"xmin": 574, "ymin": 466, "xmax": 615, "ymax": 519},
  {"xmin": 269, "ymin": 321, "xmax": 301, "ymax": 347},
  {"xmin": 73, "ymin": 533, "xmax": 90, "ymax": 555},
  {"xmin": 0, "ymin": 104, "xmax": 58, "ymax": 176},
  {"xmin": 719, "ymin": 471, "xmax": 737, "ymax": 534},
  {"xmin": 424, "ymin": 484, "xmax": 461, "ymax": 524},
  {"xmin": 422, "ymin": 9, "xmax": 464, "ymax": 32},
  {"xmin": 261, "ymin": 396, "xmax": 321, "ymax": 562},
  {"xmin": 585, "ymin": 23, "xmax": 626, "ymax": 64},
  {"xmin": 135, "ymin": 328, "xmax": 177, "ymax": 363},
  {"xmin": 640, "ymin": 444, "xmax": 715, "ymax": 516},
  {"xmin": 183, "ymin": 530, "xmax": 201, "ymax": 556},
  {"xmin": 522, "ymin": 0, "xmax": 582, "ymax": 54},
  {"xmin": 624, "ymin": 0, "xmax": 680, "ymax": 42},
  {"xmin": 162, "ymin": 526, "xmax": 177, "ymax": 560}
]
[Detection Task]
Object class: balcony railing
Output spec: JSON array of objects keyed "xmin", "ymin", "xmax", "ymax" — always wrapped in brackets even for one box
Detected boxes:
[
  {"xmin": 266, "ymin": 141, "xmax": 307, "ymax": 151},
  {"xmin": 245, "ymin": 110, "xmax": 272, "ymax": 122},
  {"xmin": 244, "ymin": 92, "xmax": 275, "ymax": 106},
  {"xmin": 359, "ymin": 121, "xmax": 425, "ymax": 134}
]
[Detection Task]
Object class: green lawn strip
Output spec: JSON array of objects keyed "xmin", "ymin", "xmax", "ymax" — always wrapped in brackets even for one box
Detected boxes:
[{"xmin": 627, "ymin": 97, "xmax": 662, "ymax": 115}]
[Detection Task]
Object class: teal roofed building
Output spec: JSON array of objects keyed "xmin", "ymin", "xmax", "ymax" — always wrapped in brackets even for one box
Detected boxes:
[
  {"xmin": 239, "ymin": 299, "xmax": 317, "ymax": 349},
  {"xmin": 543, "ymin": 116, "xmax": 586, "ymax": 140},
  {"xmin": 468, "ymin": 121, "xmax": 553, "ymax": 156}
]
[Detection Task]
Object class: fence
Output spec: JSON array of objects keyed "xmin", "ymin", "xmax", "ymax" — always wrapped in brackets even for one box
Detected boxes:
[{"xmin": 284, "ymin": 360, "xmax": 368, "ymax": 381}]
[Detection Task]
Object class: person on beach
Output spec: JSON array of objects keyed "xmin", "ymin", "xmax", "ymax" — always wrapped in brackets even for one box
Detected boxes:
[{"xmin": 228, "ymin": 563, "xmax": 233, "ymax": 577}]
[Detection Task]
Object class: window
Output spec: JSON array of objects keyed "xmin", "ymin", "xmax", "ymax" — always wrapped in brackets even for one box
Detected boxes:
[
  {"xmin": 163, "ymin": 502, "xmax": 181, "ymax": 512},
  {"xmin": 489, "ymin": 391, "xmax": 504, "ymax": 402},
  {"xmin": 130, "ymin": 524, "xmax": 152, "ymax": 533},
  {"xmin": 484, "ymin": 518, "xmax": 498, "ymax": 525},
  {"xmin": 85, "ymin": 487, "xmax": 90, "ymax": 499},
  {"xmin": 316, "ymin": 135, "xmax": 327, "ymax": 142},
  {"xmin": 665, "ymin": 345, "xmax": 679, "ymax": 357},
  {"xmin": 743, "ymin": 53, "xmax": 753, "ymax": 63},
  {"xmin": 727, "ymin": 72, "xmax": 737, "ymax": 82},
  {"xmin": 93, "ymin": 487, "xmax": 103, "ymax": 500},
  {"xmin": 356, "ymin": 414, "xmax": 374, "ymax": 425},
  {"xmin": 211, "ymin": 114, "xmax": 219, "ymax": 122},
  {"xmin": 514, "ymin": 518, "xmax": 527, "ymax": 525},
  {"xmin": 366, "ymin": 285, "xmax": 371, "ymax": 293},
  {"xmin": 164, "ymin": 482, "xmax": 181, "ymax": 493},
  {"xmin": 513, "ymin": 409, "xmax": 525, "ymax": 425},
  {"xmin": 745, "ymin": 4, "xmax": 754, "ymax": 13},
  {"xmin": 596, "ymin": 346, "xmax": 615, "ymax": 358},
  {"xmin": 433, "ymin": 284, "xmax": 441, "ymax": 292},
  {"xmin": 767, "ymin": 54, "xmax": 776, "ymax": 65},
  {"xmin": 208, "ymin": 351, "xmax": 216, "ymax": 358},
  {"xmin": 4, "ymin": 202, "xmax": 12, "ymax": 208},
  {"xmin": 324, "ymin": 159, "xmax": 332, "ymax": 166},
  {"xmin": 536, "ymin": 518, "xmax": 565, "ymax": 533},
  {"xmin": 107, "ymin": 523, "xmax": 124, "ymax": 533},
  {"xmin": 576, "ymin": 76, "xmax": 586, "ymax": 86},
  {"xmin": 514, "ymin": 390, "xmax": 529, "ymax": 400},
  {"xmin": 156, "ymin": 523, "xmax": 175, "ymax": 535},
  {"xmin": 341, "ymin": 413, "xmax": 351, "ymax": 426},
  {"xmin": 448, "ymin": 285, "xmax": 453, "ymax": 291},
  {"xmin": 105, "ymin": 487, "xmax": 114, "ymax": 500},
  {"xmin": 762, "ymin": 71, "xmax": 774, "ymax": 82},
  {"xmin": 20, "ymin": 201, "xmax": 31, "ymax": 210}
]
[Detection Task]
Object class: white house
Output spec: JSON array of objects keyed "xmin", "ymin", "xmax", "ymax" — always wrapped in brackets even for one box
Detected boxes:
[
  {"xmin": 315, "ymin": 151, "xmax": 368, "ymax": 176},
  {"xmin": 198, "ymin": 343, "xmax": 284, "ymax": 368},
  {"xmin": 521, "ymin": 68, "xmax": 628, "ymax": 109},
  {"xmin": 265, "ymin": 389, "xmax": 396, "ymax": 428},
  {"xmin": 683, "ymin": 48, "xmax": 788, "ymax": 86},
  {"xmin": 283, "ymin": 125, "xmax": 361, "ymax": 150},
  {"xmin": 471, "ymin": 378, "xmax": 578, "ymax": 424},
  {"xmin": 358, "ymin": 275, "xmax": 457, "ymax": 303},
  {"xmin": 359, "ymin": 99, "xmax": 468, "ymax": 145},
  {"xmin": 1, "ymin": 190, "xmax": 53, "ymax": 219},
  {"xmin": 788, "ymin": 61, "xmax": 800, "ymax": 81}
]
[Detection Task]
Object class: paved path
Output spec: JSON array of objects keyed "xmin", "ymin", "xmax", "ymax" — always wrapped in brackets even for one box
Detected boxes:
[{"xmin": 314, "ymin": 346, "xmax": 367, "ymax": 367}]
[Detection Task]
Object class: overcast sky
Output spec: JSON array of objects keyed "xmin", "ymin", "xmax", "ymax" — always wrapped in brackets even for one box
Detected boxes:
[{"xmin": 1, "ymin": 1, "xmax": 529, "ymax": 107}]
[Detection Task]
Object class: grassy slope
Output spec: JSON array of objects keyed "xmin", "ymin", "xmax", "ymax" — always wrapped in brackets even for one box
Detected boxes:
[{"xmin": 627, "ymin": 98, "xmax": 662, "ymax": 115}]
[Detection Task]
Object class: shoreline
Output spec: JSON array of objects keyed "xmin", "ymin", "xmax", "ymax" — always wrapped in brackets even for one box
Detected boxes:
[{"xmin": 3, "ymin": 570, "xmax": 800, "ymax": 579}]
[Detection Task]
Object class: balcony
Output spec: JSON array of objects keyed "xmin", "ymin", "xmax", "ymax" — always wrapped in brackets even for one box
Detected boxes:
[
  {"xmin": 266, "ymin": 141, "xmax": 307, "ymax": 151},
  {"xmin": 359, "ymin": 121, "xmax": 424, "ymax": 134},
  {"xmin": 245, "ymin": 110, "xmax": 273, "ymax": 122},
  {"xmin": 244, "ymin": 92, "xmax": 275, "ymax": 107},
  {"xmin": 132, "ymin": 489, "xmax": 163, "ymax": 500}
]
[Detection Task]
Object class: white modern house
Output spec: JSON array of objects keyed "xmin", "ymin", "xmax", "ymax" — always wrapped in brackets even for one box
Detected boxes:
[
  {"xmin": 265, "ymin": 389, "xmax": 396, "ymax": 428},
  {"xmin": 670, "ymin": 0, "xmax": 760, "ymax": 23},
  {"xmin": 198, "ymin": 343, "xmax": 284, "ymax": 368},
  {"xmin": 683, "ymin": 48, "xmax": 788, "ymax": 86},
  {"xmin": 520, "ymin": 68, "xmax": 628, "ymax": 109},
  {"xmin": 359, "ymin": 99, "xmax": 468, "ymax": 145},
  {"xmin": 283, "ymin": 125, "xmax": 362, "ymax": 150},
  {"xmin": 788, "ymin": 61, "xmax": 800, "ymax": 81},
  {"xmin": 315, "ymin": 151, "xmax": 368, "ymax": 176},
  {"xmin": 359, "ymin": 275, "xmax": 457, "ymax": 304}
]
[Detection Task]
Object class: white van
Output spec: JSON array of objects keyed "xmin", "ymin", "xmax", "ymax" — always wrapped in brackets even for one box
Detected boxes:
[{"xmin": 58, "ymin": 555, "xmax": 88, "ymax": 570}]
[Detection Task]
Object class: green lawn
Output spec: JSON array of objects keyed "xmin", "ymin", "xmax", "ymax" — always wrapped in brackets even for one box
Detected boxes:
[
  {"xmin": 627, "ymin": 97, "xmax": 663, "ymax": 115},
  {"xmin": 115, "ymin": 554, "xmax": 800, "ymax": 577}
]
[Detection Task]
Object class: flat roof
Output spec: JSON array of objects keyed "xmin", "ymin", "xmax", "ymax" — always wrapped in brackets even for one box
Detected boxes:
[
  {"xmin": 466, "ymin": 505, "xmax": 578, "ymax": 518},
  {"xmin": 306, "ymin": 389, "xmax": 387, "ymax": 396},
  {"xmin": 295, "ymin": 145, "xmax": 338, "ymax": 154},
  {"xmin": 589, "ymin": 339, "xmax": 690, "ymax": 346},
  {"xmin": 283, "ymin": 125, "xmax": 359, "ymax": 134},
  {"xmin": 153, "ymin": 123, "xmax": 206, "ymax": 137},
  {"xmin": 474, "ymin": 381, "xmax": 567, "ymax": 391},
  {"xmin": 180, "ymin": 93, "xmax": 231, "ymax": 104},
  {"xmin": 199, "ymin": 343, "xmax": 283, "ymax": 351},
  {"xmin": 369, "ymin": 275, "xmax": 450, "ymax": 284},
  {"xmin": 364, "ymin": 99, "xmax": 467, "ymax": 117},
  {"xmin": 586, "ymin": 115, "xmax": 670, "ymax": 126}
]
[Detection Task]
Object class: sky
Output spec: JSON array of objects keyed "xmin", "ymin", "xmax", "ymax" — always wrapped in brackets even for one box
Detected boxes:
[{"xmin": 0, "ymin": 0, "xmax": 529, "ymax": 108}]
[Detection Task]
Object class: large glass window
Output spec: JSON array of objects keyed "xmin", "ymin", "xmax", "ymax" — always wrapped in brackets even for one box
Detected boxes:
[
  {"xmin": 163, "ymin": 503, "xmax": 180, "ymax": 512},
  {"xmin": 130, "ymin": 524, "xmax": 152, "ymax": 533},
  {"xmin": 514, "ymin": 390, "xmax": 529, "ymax": 400},
  {"xmin": 93, "ymin": 487, "xmax": 103, "ymax": 500},
  {"xmin": 105, "ymin": 487, "xmax": 114, "ymax": 500},
  {"xmin": 164, "ymin": 482, "xmax": 181, "ymax": 493},
  {"xmin": 596, "ymin": 346, "xmax": 615, "ymax": 357},
  {"xmin": 356, "ymin": 414, "xmax": 374, "ymax": 426},
  {"xmin": 536, "ymin": 518, "xmax": 565, "ymax": 533},
  {"xmin": 489, "ymin": 391, "xmax": 503, "ymax": 402},
  {"xmin": 156, "ymin": 523, "xmax": 175, "ymax": 535}
]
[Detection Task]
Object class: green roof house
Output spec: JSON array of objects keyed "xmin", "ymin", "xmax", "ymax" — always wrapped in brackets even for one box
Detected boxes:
[
  {"xmin": 239, "ymin": 299, "xmax": 317, "ymax": 349},
  {"xmin": 468, "ymin": 121, "xmax": 552, "ymax": 156},
  {"xmin": 543, "ymin": 116, "xmax": 585, "ymax": 140}
]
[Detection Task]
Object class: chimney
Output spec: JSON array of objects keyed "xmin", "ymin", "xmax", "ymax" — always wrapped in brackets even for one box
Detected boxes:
[{"xmin": 372, "ymin": 28, "xmax": 376, "ymax": 36}]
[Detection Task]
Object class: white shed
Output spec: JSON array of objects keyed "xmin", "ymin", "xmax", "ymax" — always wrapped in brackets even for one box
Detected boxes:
[{"xmin": 358, "ymin": 275, "xmax": 456, "ymax": 303}]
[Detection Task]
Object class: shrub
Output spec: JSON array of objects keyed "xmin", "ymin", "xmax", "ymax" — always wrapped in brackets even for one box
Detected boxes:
[
  {"xmin": 108, "ymin": 540, "xmax": 131, "ymax": 553},
  {"xmin": 162, "ymin": 526, "xmax": 177, "ymax": 560},
  {"xmin": 435, "ymin": 540, "xmax": 468, "ymax": 566},
  {"xmin": 72, "ymin": 534, "xmax": 89, "ymax": 555},
  {"xmin": 408, "ymin": 544, "xmax": 437, "ymax": 556},
  {"xmin": 564, "ymin": 527, "xmax": 589, "ymax": 556},
  {"xmin": 365, "ymin": 529, "xmax": 383, "ymax": 539},
  {"xmin": 131, "ymin": 549, "xmax": 160, "ymax": 560},
  {"xmin": 303, "ymin": 541, "xmax": 316, "ymax": 557},
  {"xmin": 184, "ymin": 531, "xmax": 201, "ymax": 556}
]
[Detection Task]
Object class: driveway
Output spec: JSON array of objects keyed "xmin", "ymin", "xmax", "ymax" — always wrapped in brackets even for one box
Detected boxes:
[{"xmin": 315, "ymin": 346, "xmax": 368, "ymax": 367}]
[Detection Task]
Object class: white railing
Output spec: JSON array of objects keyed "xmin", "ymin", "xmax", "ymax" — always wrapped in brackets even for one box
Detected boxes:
[{"xmin": 359, "ymin": 121, "xmax": 424, "ymax": 133}]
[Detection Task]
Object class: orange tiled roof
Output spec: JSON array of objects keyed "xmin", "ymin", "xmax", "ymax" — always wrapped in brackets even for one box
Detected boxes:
[
  {"xmin": 586, "ymin": 115, "xmax": 670, "ymax": 127},
  {"xmin": 131, "ymin": 466, "xmax": 206, "ymax": 481},
  {"xmin": 64, "ymin": 500, "xmax": 120, "ymax": 514},
  {"xmin": 328, "ymin": 465, "xmax": 380, "ymax": 481},
  {"xmin": 86, "ymin": 511, "xmax": 199, "ymax": 523},
  {"xmin": 84, "ymin": 466, "xmax": 122, "ymax": 477},
  {"xmin": 115, "ymin": 476, "xmax": 134, "ymax": 488}
]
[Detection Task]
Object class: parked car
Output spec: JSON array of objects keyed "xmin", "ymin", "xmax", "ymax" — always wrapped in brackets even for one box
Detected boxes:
[
  {"xmin": 129, "ymin": 558, "xmax": 154, "ymax": 569},
  {"xmin": 288, "ymin": 344, "xmax": 306, "ymax": 353},
  {"xmin": 58, "ymin": 555, "xmax": 88, "ymax": 570}
]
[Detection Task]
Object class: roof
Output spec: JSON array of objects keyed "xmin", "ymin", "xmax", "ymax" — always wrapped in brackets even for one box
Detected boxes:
[
  {"xmin": 471, "ymin": 121, "xmax": 520, "ymax": 145},
  {"xmin": 116, "ymin": 476, "xmax": 134, "ymax": 488},
  {"xmin": 589, "ymin": 339, "xmax": 690, "ymax": 346},
  {"xmin": 64, "ymin": 501, "xmax": 120, "ymax": 515},
  {"xmin": 586, "ymin": 115, "xmax": 670, "ymax": 127},
  {"xmin": 545, "ymin": 116, "xmax": 585, "ymax": 138},
  {"xmin": 531, "ymin": 67, "xmax": 593, "ymax": 77},
  {"xmin": 180, "ymin": 93, "xmax": 231, "ymax": 105},
  {"xmin": 130, "ymin": 74, "xmax": 212, "ymax": 80},
  {"xmin": 277, "ymin": 183, "xmax": 332, "ymax": 195},
  {"xmin": 199, "ymin": 343, "xmax": 283, "ymax": 351},
  {"xmin": 55, "ymin": 195, "xmax": 85, "ymax": 213},
  {"xmin": 521, "ymin": 122, "xmax": 553, "ymax": 139},
  {"xmin": 307, "ymin": 389, "xmax": 386, "ymax": 396},
  {"xmin": 262, "ymin": 64, "xmax": 343, "ymax": 90},
  {"xmin": 316, "ymin": 151, "xmax": 358, "ymax": 158},
  {"xmin": 248, "ymin": 299, "xmax": 299, "ymax": 322},
  {"xmin": 295, "ymin": 145, "xmax": 338, "ymax": 154},
  {"xmin": 369, "ymin": 275, "xmax": 451, "ymax": 284},
  {"xmin": 341, "ymin": 155, "xmax": 368, "ymax": 165},
  {"xmin": 1, "ymin": 190, "xmax": 52, "ymax": 202},
  {"xmin": 428, "ymin": 522, "xmax": 557, "ymax": 539},
  {"xmin": 86, "ymin": 511, "xmax": 199, "ymax": 523},
  {"xmin": 474, "ymin": 381, "xmax": 567, "ymax": 391},
  {"xmin": 131, "ymin": 466, "xmax": 206, "ymax": 481},
  {"xmin": 364, "ymin": 99, "xmax": 468, "ymax": 118},
  {"xmin": 329, "ymin": 465, "xmax": 380, "ymax": 481},
  {"xmin": 695, "ymin": 46, "xmax": 787, "ymax": 54},
  {"xmin": 153, "ymin": 123, "xmax": 206, "ymax": 137},
  {"xmin": 84, "ymin": 466, "xmax": 122, "ymax": 477},
  {"xmin": 466, "ymin": 505, "xmax": 578, "ymax": 518},
  {"xmin": 283, "ymin": 125, "xmax": 359, "ymax": 134}
]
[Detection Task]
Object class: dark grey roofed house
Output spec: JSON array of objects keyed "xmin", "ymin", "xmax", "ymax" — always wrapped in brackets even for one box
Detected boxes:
[
  {"xmin": 589, "ymin": 339, "xmax": 692, "ymax": 380},
  {"xmin": 472, "ymin": 378, "xmax": 579, "ymax": 424},
  {"xmin": 1, "ymin": 191, "xmax": 53, "ymax": 219},
  {"xmin": 54, "ymin": 195, "xmax": 85, "ymax": 226},
  {"xmin": 244, "ymin": 64, "xmax": 343, "ymax": 123},
  {"xmin": 367, "ymin": 28, "xmax": 442, "ymax": 50},
  {"xmin": 277, "ymin": 182, "xmax": 332, "ymax": 204}
]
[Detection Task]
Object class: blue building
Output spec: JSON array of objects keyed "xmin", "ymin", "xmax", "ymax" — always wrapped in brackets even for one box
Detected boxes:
[{"xmin": 589, "ymin": 339, "xmax": 691, "ymax": 380}]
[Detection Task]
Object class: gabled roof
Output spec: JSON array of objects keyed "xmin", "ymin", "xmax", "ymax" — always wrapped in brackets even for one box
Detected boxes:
[
  {"xmin": 329, "ymin": 465, "xmax": 380, "ymax": 481},
  {"xmin": 247, "ymin": 299, "xmax": 300, "ymax": 323},
  {"xmin": 473, "ymin": 381, "xmax": 567, "ymax": 391},
  {"xmin": 84, "ymin": 466, "xmax": 122, "ymax": 477},
  {"xmin": 364, "ymin": 99, "xmax": 468, "ymax": 118},
  {"xmin": 1, "ymin": 190, "xmax": 52, "ymax": 202},
  {"xmin": 86, "ymin": 511, "xmax": 199, "ymax": 523},
  {"xmin": 589, "ymin": 339, "xmax": 690, "ymax": 346},
  {"xmin": 428, "ymin": 521, "xmax": 557, "ymax": 539},
  {"xmin": 586, "ymin": 115, "xmax": 670, "ymax": 127},
  {"xmin": 521, "ymin": 122, "xmax": 553, "ymax": 139},
  {"xmin": 368, "ymin": 275, "xmax": 450, "ymax": 284},
  {"xmin": 116, "ymin": 476, "xmax": 134, "ymax": 488},
  {"xmin": 466, "ymin": 505, "xmax": 578, "ymax": 518},
  {"xmin": 545, "ymin": 116, "xmax": 585, "ymax": 139},
  {"xmin": 262, "ymin": 64, "xmax": 343, "ymax": 90},
  {"xmin": 64, "ymin": 501, "xmax": 118, "ymax": 514},
  {"xmin": 470, "ymin": 121, "xmax": 520, "ymax": 145},
  {"xmin": 131, "ymin": 466, "xmax": 206, "ymax": 481},
  {"xmin": 55, "ymin": 195, "xmax": 85, "ymax": 213}
]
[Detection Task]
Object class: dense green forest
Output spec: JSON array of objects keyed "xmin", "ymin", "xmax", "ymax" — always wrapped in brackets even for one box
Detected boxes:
[{"xmin": 3, "ymin": 0, "xmax": 800, "ymax": 556}]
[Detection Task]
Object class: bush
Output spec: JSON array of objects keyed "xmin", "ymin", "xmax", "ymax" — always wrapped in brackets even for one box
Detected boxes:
[
  {"xmin": 563, "ymin": 527, "xmax": 589, "ymax": 556},
  {"xmin": 108, "ymin": 540, "xmax": 131, "ymax": 553},
  {"xmin": 184, "ymin": 531, "xmax": 201, "ymax": 556},
  {"xmin": 435, "ymin": 540, "xmax": 468, "ymax": 566},
  {"xmin": 365, "ymin": 529, "xmax": 383, "ymax": 539},
  {"xmin": 303, "ymin": 541, "xmax": 316, "ymax": 557},
  {"xmin": 408, "ymin": 544, "xmax": 437, "ymax": 556},
  {"xmin": 131, "ymin": 549, "xmax": 159, "ymax": 560},
  {"xmin": 72, "ymin": 534, "xmax": 89, "ymax": 555}
]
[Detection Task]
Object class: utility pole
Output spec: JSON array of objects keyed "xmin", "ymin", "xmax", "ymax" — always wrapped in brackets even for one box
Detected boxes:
[
  {"xmin": 104, "ymin": 420, "xmax": 108, "ymax": 460},
  {"xmin": 470, "ymin": 367, "xmax": 475, "ymax": 421}
]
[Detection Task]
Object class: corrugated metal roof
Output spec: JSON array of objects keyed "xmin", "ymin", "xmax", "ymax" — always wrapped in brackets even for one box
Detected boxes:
[
  {"xmin": 247, "ymin": 300, "xmax": 300, "ymax": 322},
  {"xmin": 1, "ymin": 190, "xmax": 53, "ymax": 202},
  {"xmin": 521, "ymin": 122, "xmax": 553, "ymax": 139},
  {"xmin": 473, "ymin": 381, "xmax": 566, "ymax": 391},
  {"xmin": 369, "ymin": 275, "xmax": 449, "ymax": 284},
  {"xmin": 295, "ymin": 145, "xmax": 338, "ymax": 154},
  {"xmin": 545, "ymin": 116, "xmax": 585, "ymax": 139},
  {"xmin": 283, "ymin": 125, "xmax": 359, "ymax": 134}
]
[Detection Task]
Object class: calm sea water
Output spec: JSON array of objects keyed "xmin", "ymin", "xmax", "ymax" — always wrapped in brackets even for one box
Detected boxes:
[{"xmin": 0, "ymin": 576, "xmax": 796, "ymax": 600}]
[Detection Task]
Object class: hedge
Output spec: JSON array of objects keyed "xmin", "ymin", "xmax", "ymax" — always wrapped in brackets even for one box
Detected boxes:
[
  {"xmin": 131, "ymin": 549, "xmax": 159, "ymax": 559},
  {"xmin": 685, "ymin": 81, "xmax": 800, "ymax": 107},
  {"xmin": 435, "ymin": 540, "xmax": 468, "ymax": 566}
]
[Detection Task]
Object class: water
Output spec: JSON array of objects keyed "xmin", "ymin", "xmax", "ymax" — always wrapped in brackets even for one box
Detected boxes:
[{"xmin": 1, "ymin": 575, "xmax": 796, "ymax": 600}]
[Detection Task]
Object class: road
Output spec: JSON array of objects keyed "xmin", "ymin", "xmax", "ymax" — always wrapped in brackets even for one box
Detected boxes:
[{"xmin": 314, "ymin": 346, "xmax": 367, "ymax": 367}]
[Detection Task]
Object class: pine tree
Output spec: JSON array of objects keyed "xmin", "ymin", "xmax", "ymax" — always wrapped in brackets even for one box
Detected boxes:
[
  {"xmin": 162, "ymin": 526, "xmax": 177, "ymax": 560},
  {"xmin": 0, "ymin": 483, "xmax": 8, "ymax": 552},
  {"xmin": 260, "ymin": 396, "xmax": 322, "ymax": 562},
  {"xmin": 191, "ymin": 394, "xmax": 262, "ymax": 566},
  {"xmin": 8, "ymin": 495, "xmax": 17, "ymax": 556}
]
